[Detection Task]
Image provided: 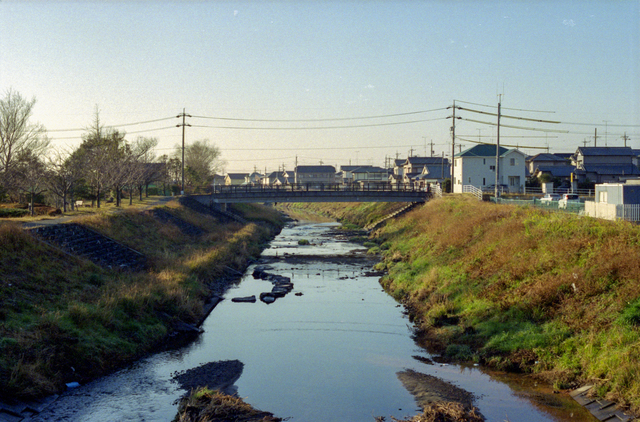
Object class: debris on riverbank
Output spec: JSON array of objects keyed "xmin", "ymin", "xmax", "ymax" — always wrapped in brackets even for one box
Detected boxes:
[
  {"xmin": 173, "ymin": 360, "xmax": 244, "ymax": 396},
  {"xmin": 173, "ymin": 388, "xmax": 282, "ymax": 422}
]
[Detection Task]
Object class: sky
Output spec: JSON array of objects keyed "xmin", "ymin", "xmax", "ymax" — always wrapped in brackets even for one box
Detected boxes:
[{"xmin": 1, "ymin": 0, "xmax": 639, "ymax": 174}]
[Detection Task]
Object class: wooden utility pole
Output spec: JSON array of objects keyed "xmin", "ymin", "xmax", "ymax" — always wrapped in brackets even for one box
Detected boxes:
[
  {"xmin": 450, "ymin": 100, "xmax": 456, "ymax": 188},
  {"xmin": 622, "ymin": 132, "xmax": 630, "ymax": 147},
  {"xmin": 176, "ymin": 108, "xmax": 191, "ymax": 195},
  {"xmin": 495, "ymin": 96, "xmax": 501, "ymax": 198}
]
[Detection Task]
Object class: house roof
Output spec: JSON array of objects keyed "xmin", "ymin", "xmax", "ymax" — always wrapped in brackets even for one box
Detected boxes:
[
  {"xmin": 528, "ymin": 153, "xmax": 567, "ymax": 162},
  {"xmin": 421, "ymin": 164, "xmax": 451, "ymax": 178},
  {"xmin": 394, "ymin": 159, "xmax": 405, "ymax": 167},
  {"xmin": 455, "ymin": 144, "xmax": 510, "ymax": 158},
  {"xmin": 576, "ymin": 147, "xmax": 635, "ymax": 156},
  {"xmin": 405, "ymin": 156, "xmax": 450, "ymax": 165},
  {"xmin": 351, "ymin": 166, "xmax": 388, "ymax": 174},
  {"xmin": 533, "ymin": 166, "xmax": 575, "ymax": 178},
  {"xmin": 580, "ymin": 164, "xmax": 640, "ymax": 176},
  {"xmin": 226, "ymin": 173, "xmax": 248, "ymax": 180},
  {"xmin": 295, "ymin": 165, "xmax": 336, "ymax": 173}
]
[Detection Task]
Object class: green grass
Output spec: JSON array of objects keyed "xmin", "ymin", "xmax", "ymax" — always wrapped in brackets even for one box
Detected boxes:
[
  {"xmin": 300, "ymin": 196, "xmax": 640, "ymax": 414},
  {"xmin": 0, "ymin": 201, "xmax": 283, "ymax": 399}
]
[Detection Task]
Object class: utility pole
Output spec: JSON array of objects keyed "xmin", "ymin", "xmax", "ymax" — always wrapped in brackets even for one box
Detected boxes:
[
  {"xmin": 495, "ymin": 96, "xmax": 502, "ymax": 198},
  {"xmin": 448, "ymin": 100, "xmax": 457, "ymax": 189},
  {"xmin": 176, "ymin": 108, "xmax": 191, "ymax": 195},
  {"xmin": 603, "ymin": 120, "xmax": 609, "ymax": 146},
  {"xmin": 593, "ymin": 128, "xmax": 598, "ymax": 148},
  {"xmin": 622, "ymin": 132, "xmax": 630, "ymax": 147}
]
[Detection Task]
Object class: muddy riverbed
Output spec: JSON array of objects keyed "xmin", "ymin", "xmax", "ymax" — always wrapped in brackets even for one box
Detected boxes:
[{"xmin": 30, "ymin": 221, "xmax": 595, "ymax": 422}]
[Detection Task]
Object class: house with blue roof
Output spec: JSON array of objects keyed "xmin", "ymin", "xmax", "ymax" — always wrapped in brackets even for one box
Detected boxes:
[
  {"xmin": 571, "ymin": 147, "xmax": 640, "ymax": 183},
  {"xmin": 453, "ymin": 144, "xmax": 526, "ymax": 194}
]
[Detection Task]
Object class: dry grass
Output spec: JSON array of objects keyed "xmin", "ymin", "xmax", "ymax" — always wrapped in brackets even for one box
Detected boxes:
[
  {"xmin": 306, "ymin": 196, "xmax": 640, "ymax": 414},
  {"xmin": 174, "ymin": 388, "xmax": 282, "ymax": 422},
  {"xmin": 375, "ymin": 402, "xmax": 484, "ymax": 422}
]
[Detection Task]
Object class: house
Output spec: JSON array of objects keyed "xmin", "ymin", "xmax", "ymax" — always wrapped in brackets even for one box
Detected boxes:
[
  {"xmin": 211, "ymin": 173, "xmax": 226, "ymax": 187},
  {"xmin": 572, "ymin": 147, "xmax": 640, "ymax": 184},
  {"xmin": 526, "ymin": 153, "xmax": 573, "ymax": 181},
  {"xmin": 292, "ymin": 165, "xmax": 336, "ymax": 185},
  {"xmin": 339, "ymin": 165, "xmax": 389, "ymax": 187},
  {"xmin": 389, "ymin": 159, "xmax": 406, "ymax": 186},
  {"xmin": 396, "ymin": 157, "xmax": 450, "ymax": 188},
  {"xmin": 453, "ymin": 144, "xmax": 526, "ymax": 193},
  {"xmin": 224, "ymin": 173, "xmax": 249, "ymax": 186},
  {"xmin": 246, "ymin": 172, "xmax": 263, "ymax": 185},
  {"xmin": 585, "ymin": 180, "xmax": 640, "ymax": 221},
  {"xmin": 262, "ymin": 171, "xmax": 292, "ymax": 186}
]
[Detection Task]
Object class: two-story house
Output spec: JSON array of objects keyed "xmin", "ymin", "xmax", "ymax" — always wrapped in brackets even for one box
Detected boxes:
[
  {"xmin": 572, "ymin": 147, "xmax": 640, "ymax": 183},
  {"xmin": 224, "ymin": 173, "xmax": 249, "ymax": 186},
  {"xmin": 397, "ymin": 157, "xmax": 450, "ymax": 188},
  {"xmin": 453, "ymin": 144, "xmax": 526, "ymax": 193},
  {"xmin": 527, "ymin": 152, "xmax": 574, "ymax": 182},
  {"xmin": 291, "ymin": 165, "xmax": 336, "ymax": 185}
]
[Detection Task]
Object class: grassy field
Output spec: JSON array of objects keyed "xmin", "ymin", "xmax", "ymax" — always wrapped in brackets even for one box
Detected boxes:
[
  {"xmin": 0, "ymin": 199, "xmax": 284, "ymax": 399},
  {"xmin": 297, "ymin": 196, "xmax": 640, "ymax": 415}
]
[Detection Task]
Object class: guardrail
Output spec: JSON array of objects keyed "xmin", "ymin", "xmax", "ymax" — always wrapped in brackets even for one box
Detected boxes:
[{"xmin": 463, "ymin": 185, "xmax": 483, "ymax": 200}]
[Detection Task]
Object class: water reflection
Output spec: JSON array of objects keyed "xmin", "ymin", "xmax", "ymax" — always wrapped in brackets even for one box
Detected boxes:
[{"xmin": 33, "ymin": 221, "xmax": 595, "ymax": 422}]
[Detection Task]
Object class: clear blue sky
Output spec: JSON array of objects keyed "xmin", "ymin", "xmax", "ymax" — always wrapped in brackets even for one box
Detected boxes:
[{"xmin": 2, "ymin": 0, "xmax": 639, "ymax": 173}]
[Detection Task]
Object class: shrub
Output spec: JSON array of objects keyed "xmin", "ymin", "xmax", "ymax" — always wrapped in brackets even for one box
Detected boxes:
[{"xmin": 0, "ymin": 208, "xmax": 29, "ymax": 218}]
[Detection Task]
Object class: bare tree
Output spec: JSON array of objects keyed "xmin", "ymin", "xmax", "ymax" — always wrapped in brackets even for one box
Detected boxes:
[
  {"xmin": 46, "ymin": 148, "xmax": 82, "ymax": 213},
  {"xmin": 70, "ymin": 109, "xmax": 128, "ymax": 208},
  {"xmin": 13, "ymin": 149, "xmax": 48, "ymax": 216},
  {"xmin": 0, "ymin": 89, "xmax": 49, "ymax": 190}
]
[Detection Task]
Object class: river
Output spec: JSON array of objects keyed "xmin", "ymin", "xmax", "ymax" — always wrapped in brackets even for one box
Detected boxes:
[{"xmin": 33, "ymin": 221, "xmax": 595, "ymax": 422}]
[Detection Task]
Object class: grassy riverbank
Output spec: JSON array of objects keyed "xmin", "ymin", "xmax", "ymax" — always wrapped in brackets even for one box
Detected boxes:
[
  {"xmin": 296, "ymin": 196, "xmax": 640, "ymax": 415},
  {"xmin": 0, "ymin": 200, "xmax": 284, "ymax": 399}
]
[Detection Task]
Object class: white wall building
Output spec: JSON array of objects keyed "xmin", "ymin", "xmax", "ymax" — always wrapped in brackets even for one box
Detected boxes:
[{"xmin": 453, "ymin": 144, "xmax": 526, "ymax": 193}]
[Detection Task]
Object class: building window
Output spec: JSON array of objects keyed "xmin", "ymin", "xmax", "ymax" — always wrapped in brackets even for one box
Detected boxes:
[
  {"xmin": 490, "ymin": 165, "xmax": 495, "ymax": 171},
  {"xmin": 483, "ymin": 178, "xmax": 486, "ymax": 185},
  {"xmin": 510, "ymin": 158, "xmax": 516, "ymax": 166},
  {"xmin": 483, "ymin": 159, "xmax": 486, "ymax": 165}
]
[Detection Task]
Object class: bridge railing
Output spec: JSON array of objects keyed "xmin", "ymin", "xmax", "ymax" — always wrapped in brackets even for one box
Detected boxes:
[{"xmin": 212, "ymin": 183, "xmax": 428, "ymax": 195}]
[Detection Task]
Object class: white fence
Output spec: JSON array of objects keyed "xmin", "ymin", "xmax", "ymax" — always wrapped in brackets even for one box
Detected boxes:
[
  {"xmin": 584, "ymin": 201, "xmax": 640, "ymax": 222},
  {"xmin": 462, "ymin": 185, "xmax": 483, "ymax": 200}
]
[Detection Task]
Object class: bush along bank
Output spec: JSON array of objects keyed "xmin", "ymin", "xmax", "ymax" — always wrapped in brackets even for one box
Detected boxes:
[
  {"xmin": 0, "ymin": 201, "xmax": 284, "ymax": 399},
  {"xmin": 299, "ymin": 197, "xmax": 640, "ymax": 416}
]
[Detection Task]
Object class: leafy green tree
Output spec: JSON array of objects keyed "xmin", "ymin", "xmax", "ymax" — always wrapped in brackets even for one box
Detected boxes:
[{"xmin": 174, "ymin": 139, "xmax": 224, "ymax": 192}]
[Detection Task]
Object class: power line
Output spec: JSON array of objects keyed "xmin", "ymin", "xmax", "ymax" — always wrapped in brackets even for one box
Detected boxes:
[
  {"xmin": 457, "ymin": 106, "xmax": 561, "ymax": 124},
  {"xmin": 461, "ymin": 117, "xmax": 570, "ymax": 133},
  {"xmin": 190, "ymin": 116, "xmax": 447, "ymax": 130},
  {"xmin": 456, "ymin": 136, "xmax": 549, "ymax": 150},
  {"xmin": 190, "ymin": 107, "xmax": 447, "ymax": 122},
  {"xmin": 454, "ymin": 99, "xmax": 556, "ymax": 113},
  {"xmin": 46, "ymin": 116, "xmax": 177, "ymax": 132}
]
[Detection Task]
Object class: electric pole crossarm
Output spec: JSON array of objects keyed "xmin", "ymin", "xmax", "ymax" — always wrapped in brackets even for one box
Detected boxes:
[{"xmin": 177, "ymin": 109, "xmax": 192, "ymax": 195}]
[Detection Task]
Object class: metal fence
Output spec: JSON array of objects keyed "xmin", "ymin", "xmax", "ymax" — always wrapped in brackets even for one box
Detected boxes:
[{"xmin": 493, "ymin": 197, "xmax": 586, "ymax": 215}]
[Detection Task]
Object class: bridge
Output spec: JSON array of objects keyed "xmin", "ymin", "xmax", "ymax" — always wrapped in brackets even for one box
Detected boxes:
[{"xmin": 191, "ymin": 184, "xmax": 430, "ymax": 206}]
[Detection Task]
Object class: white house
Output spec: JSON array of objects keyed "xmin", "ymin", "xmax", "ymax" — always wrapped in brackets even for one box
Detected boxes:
[{"xmin": 453, "ymin": 145, "xmax": 526, "ymax": 193}]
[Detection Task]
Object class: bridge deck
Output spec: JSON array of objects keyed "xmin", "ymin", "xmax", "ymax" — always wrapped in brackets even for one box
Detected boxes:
[{"xmin": 203, "ymin": 184, "xmax": 429, "ymax": 204}]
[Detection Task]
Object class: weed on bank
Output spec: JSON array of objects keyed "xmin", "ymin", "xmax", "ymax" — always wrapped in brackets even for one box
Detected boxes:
[
  {"xmin": 0, "ymin": 202, "xmax": 283, "ymax": 399},
  {"xmin": 299, "ymin": 197, "xmax": 640, "ymax": 414}
]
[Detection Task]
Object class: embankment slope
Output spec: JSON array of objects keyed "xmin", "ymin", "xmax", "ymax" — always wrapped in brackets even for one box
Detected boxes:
[
  {"xmin": 0, "ymin": 200, "xmax": 284, "ymax": 399},
  {"xmin": 298, "ymin": 196, "xmax": 640, "ymax": 415}
]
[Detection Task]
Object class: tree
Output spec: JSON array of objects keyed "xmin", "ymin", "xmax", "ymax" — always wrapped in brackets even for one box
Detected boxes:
[
  {"xmin": 70, "ymin": 109, "xmax": 128, "ymax": 208},
  {"xmin": 46, "ymin": 148, "xmax": 82, "ymax": 213},
  {"xmin": 13, "ymin": 149, "xmax": 48, "ymax": 216},
  {"xmin": 0, "ymin": 89, "xmax": 49, "ymax": 190},
  {"xmin": 174, "ymin": 139, "xmax": 223, "ymax": 192}
]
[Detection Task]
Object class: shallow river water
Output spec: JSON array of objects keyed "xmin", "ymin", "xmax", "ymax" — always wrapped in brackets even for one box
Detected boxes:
[{"xmin": 34, "ymin": 221, "xmax": 595, "ymax": 422}]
